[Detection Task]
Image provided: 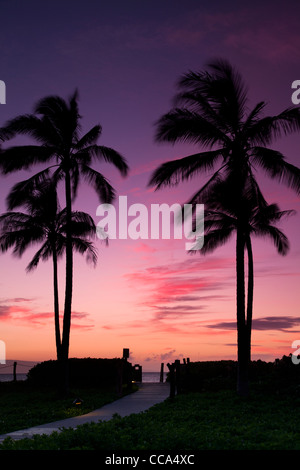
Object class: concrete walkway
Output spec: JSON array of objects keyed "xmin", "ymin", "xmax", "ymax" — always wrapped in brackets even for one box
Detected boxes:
[{"xmin": 0, "ymin": 382, "xmax": 170, "ymax": 443}]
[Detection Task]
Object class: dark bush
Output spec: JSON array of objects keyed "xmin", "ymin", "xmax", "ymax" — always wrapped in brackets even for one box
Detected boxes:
[
  {"xmin": 27, "ymin": 357, "xmax": 133, "ymax": 389},
  {"xmin": 169, "ymin": 355, "xmax": 300, "ymax": 394},
  {"xmin": 178, "ymin": 360, "xmax": 237, "ymax": 392}
]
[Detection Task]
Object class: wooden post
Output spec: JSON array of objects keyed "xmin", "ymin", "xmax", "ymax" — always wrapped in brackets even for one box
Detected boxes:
[
  {"xmin": 186, "ymin": 358, "xmax": 190, "ymax": 392},
  {"xmin": 133, "ymin": 364, "xmax": 142, "ymax": 382},
  {"xmin": 175, "ymin": 359, "xmax": 181, "ymax": 394},
  {"xmin": 116, "ymin": 360, "xmax": 123, "ymax": 397},
  {"xmin": 167, "ymin": 363, "xmax": 175, "ymax": 398},
  {"xmin": 123, "ymin": 348, "xmax": 129, "ymax": 361},
  {"xmin": 13, "ymin": 361, "xmax": 17, "ymax": 382},
  {"xmin": 160, "ymin": 363, "xmax": 164, "ymax": 382},
  {"xmin": 127, "ymin": 361, "xmax": 132, "ymax": 391}
]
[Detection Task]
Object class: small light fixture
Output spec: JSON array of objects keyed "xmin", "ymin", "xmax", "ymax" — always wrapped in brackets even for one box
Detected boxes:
[{"xmin": 73, "ymin": 397, "xmax": 83, "ymax": 406}]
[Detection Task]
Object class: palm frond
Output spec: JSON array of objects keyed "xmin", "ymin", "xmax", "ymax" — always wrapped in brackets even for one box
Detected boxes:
[
  {"xmin": 6, "ymin": 168, "xmax": 53, "ymax": 210},
  {"xmin": 34, "ymin": 92, "xmax": 81, "ymax": 146},
  {"xmin": 255, "ymin": 225, "xmax": 290, "ymax": 255},
  {"xmin": 0, "ymin": 211, "xmax": 32, "ymax": 228},
  {"xmin": 80, "ymin": 164, "xmax": 116, "ymax": 203},
  {"xmin": 246, "ymin": 107, "xmax": 300, "ymax": 145},
  {"xmin": 149, "ymin": 150, "xmax": 224, "ymax": 189},
  {"xmin": 68, "ymin": 89, "xmax": 81, "ymax": 137},
  {"xmin": 251, "ymin": 147, "xmax": 300, "ymax": 194},
  {"xmin": 34, "ymin": 95, "xmax": 69, "ymax": 117},
  {"xmin": 242, "ymin": 101, "xmax": 267, "ymax": 132},
  {"xmin": 155, "ymin": 108, "xmax": 230, "ymax": 147},
  {"xmin": 0, "ymin": 145, "xmax": 55, "ymax": 174},
  {"xmin": 0, "ymin": 114, "xmax": 63, "ymax": 147},
  {"xmin": 0, "ymin": 225, "xmax": 45, "ymax": 256},
  {"xmin": 71, "ymin": 238, "xmax": 98, "ymax": 265},
  {"xmin": 26, "ymin": 242, "xmax": 51, "ymax": 272},
  {"xmin": 82, "ymin": 145, "xmax": 129, "ymax": 176},
  {"xmin": 198, "ymin": 227, "xmax": 235, "ymax": 255},
  {"xmin": 68, "ymin": 211, "xmax": 96, "ymax": 238},
  {"xmin": 178, "ymin": 59, "xmax": 248, "ymax": 132},
  {"xmin": 74, "ymin": 125, "xmax": 102, "ymax": 150},
  {"xmin": 207, "ymin": 58, "xmax": 248, "ymax": 126}
]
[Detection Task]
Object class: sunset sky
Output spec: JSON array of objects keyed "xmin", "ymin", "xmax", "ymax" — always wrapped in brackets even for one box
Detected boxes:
[{"xmin": 0, "ymin": 0, "xmax": 300, "ymax": 372}]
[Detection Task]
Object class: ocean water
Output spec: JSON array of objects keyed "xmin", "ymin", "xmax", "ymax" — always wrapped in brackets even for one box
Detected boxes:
[
  {"xmin": 0, "ymin": 372, "xmax": 167, "ymax": 383},
  {"xmin": 0, "ymin": 373, "xmax": 28, "ymax": 382},
  {"xmin": 142, "ymin": 372, "xmax": 167, "ymax": 383}
]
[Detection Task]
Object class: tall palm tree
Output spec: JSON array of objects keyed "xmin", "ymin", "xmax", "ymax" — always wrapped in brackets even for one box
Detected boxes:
[
  {"xmin": 0, "ymin": 91, "xmax": 129, "ymax": 368},
  {"xmin": 193, "ymin": 174, "xmax": 294, "ymax": 393},
  {"xmin": 149, "ymin": 59, "xmax": 300, "ymax": 395},
  {"xmin": 0, "ymin": 180, "xmax": 97, "ymax": 361},
  {"xmin": 150, "ymin": 60, "xmax": 300, "ymax": 196}
]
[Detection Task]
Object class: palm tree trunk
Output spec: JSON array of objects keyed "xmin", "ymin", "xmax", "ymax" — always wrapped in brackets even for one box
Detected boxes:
[
  {"xmin": 246, "ymin": 234, "xmax": 254, "ymax": 365},
  {"xmin": 61, "ymin": 167, "xmax": 73, "ymax": 395},
  {"xmin": 236, "ymin": 225, "xmax": 249, "ymax": 396},
  {"xmin": 52, "ymin": 243, "xmax": 62, "ymax": 360}
]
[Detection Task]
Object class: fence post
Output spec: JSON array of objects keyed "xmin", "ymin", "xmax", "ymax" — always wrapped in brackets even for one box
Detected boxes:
[
  {"xmin": 116, "ymin": 360, "xmax": 123, "ymax": 397},
  {"xmin": 167, "ymin": 362, "xmax": 175, "ymax": 398},
  {"xmin": 160, "ymin": 363, "xmax": 164, "ymax": 382},
  {"xmin": 175, "ymin": 359, "xmax": 181, "ymax": 394},
  {"xmin": 13, "ymin": 361, "xmax": 17, "ymax": 382}
]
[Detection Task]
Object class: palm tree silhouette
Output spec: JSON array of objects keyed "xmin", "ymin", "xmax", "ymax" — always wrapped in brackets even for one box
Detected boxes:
[
  {"xmin": 0, "ymin": 180, "xmax": 97, "ymax": 361},
  {"xmin": 0, "ymin": 91, "xmax": 129, "ymax": 371},
  {"xmin": 193, "ymin": 173, "xmax": 294, "ymax": 391},
  {"xmin": 149, "ymin": 59, "xmax": 300, "ymax": 395},
  {"xmin": 150, "ymin": 60, "xmax": 300, "ymax": 197}
]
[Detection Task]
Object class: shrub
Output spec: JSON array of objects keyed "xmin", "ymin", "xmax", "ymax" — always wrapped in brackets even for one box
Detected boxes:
[
  {"xmin": 169, "ymin": 355, "xmax": 300, "ymax": 394},
  {"xmin": 27, "ymin": 357, "xmax": 133, "ymax": 389}
]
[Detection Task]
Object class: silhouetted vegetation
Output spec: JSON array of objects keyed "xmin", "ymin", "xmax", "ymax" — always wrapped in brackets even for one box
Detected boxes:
[
  {"xmin": 0, "ymin": 179, "xmax": 97, "ymax": 361},
  {"xmin": 0, "ymin": 91, "xmax": 129, "ymax": 394},
  {"xmin": 149, "ymin": 59, "xmax": 300, "ymax": 396},
  {"xmin": 0, "ymin": 355, "xmax": 299, "ymax": 450},
  {"xmin": 27, "ymin": 357, "xmax": 133, "ymax": 389},
  {"xmin": 1, "ymin": 356, "xmax": 299, "ymax": 450},
  {"xmin": 172, "ymin": 355, "xmax": 300, "ymax": 395}
]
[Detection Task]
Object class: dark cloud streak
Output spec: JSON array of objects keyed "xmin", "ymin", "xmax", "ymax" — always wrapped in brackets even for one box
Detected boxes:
[{"xmin": 207, "ymin": 316, "xmax": 300, "ymax": 332}]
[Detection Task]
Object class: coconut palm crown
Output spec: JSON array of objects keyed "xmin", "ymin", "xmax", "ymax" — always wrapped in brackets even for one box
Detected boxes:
[
  {"xmin": 0, "ymin": 180, "xmax": 97, "ymax": 360},
  {"xmin": 0, "ymin": 91, "xmax": 129, "ymax": 377}
]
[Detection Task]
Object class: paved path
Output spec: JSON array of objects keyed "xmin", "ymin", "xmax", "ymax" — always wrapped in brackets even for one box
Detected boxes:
[{"xmin": 0, "ymin": 382, "xmax": 170, "ymax": 443}]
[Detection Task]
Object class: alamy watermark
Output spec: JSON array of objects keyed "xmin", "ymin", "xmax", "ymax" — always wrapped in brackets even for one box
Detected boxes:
[
  {"xmin": 0, "ymin": 340, "xmax": 5, "ymax": 364},
  {"xmin": 0, "ymin": 80, "xmax": 6, "ymax": 104},
  {"xmin": 291, "ymin": 340, "xmax": 300, "ymax": 365},
  {"xmin": 291, "ymin": 80, "xmax": 300, "ymax": 105},
  {"xmin": 95, "ymin": 196, "xmax": 204, "ymax": 251}
]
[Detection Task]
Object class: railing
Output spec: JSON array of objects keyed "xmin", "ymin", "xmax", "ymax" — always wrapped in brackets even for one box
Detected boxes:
[
  {"xmin": 167, "ymin": 358, "xmax": 191, "ymax": 398},
  {"xmin": 0, "ymin": 360, "xmax": 39, "ymax": 381}
]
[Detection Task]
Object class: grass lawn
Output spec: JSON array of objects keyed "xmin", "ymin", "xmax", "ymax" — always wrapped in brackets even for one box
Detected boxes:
[
  {"xmin": 0, "ymin": 383, "xmax": 299, "ymax": 450},
  {"xmin": 0, "ymin": 379, "xmax": 120, "ymax": 436}
]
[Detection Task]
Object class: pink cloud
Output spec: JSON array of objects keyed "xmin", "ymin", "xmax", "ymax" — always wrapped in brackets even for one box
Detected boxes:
[
  {"xmin": 131, "ymin": 242, "xmax": 157, "ymax": 254},
  {"xmin": 129, "ymin": 158, "xmax": 168, "ymax": 177},
  {"xmin": 144, "ymin": 349, "xmax": 179, "ymax": 363},
  {"xmin": 105, "ymin": 255, "xmax": 235, "ymax": 335},
  {"xmin": 0, "ymin": 298, "xmax": 94, "ymax": 329}
]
